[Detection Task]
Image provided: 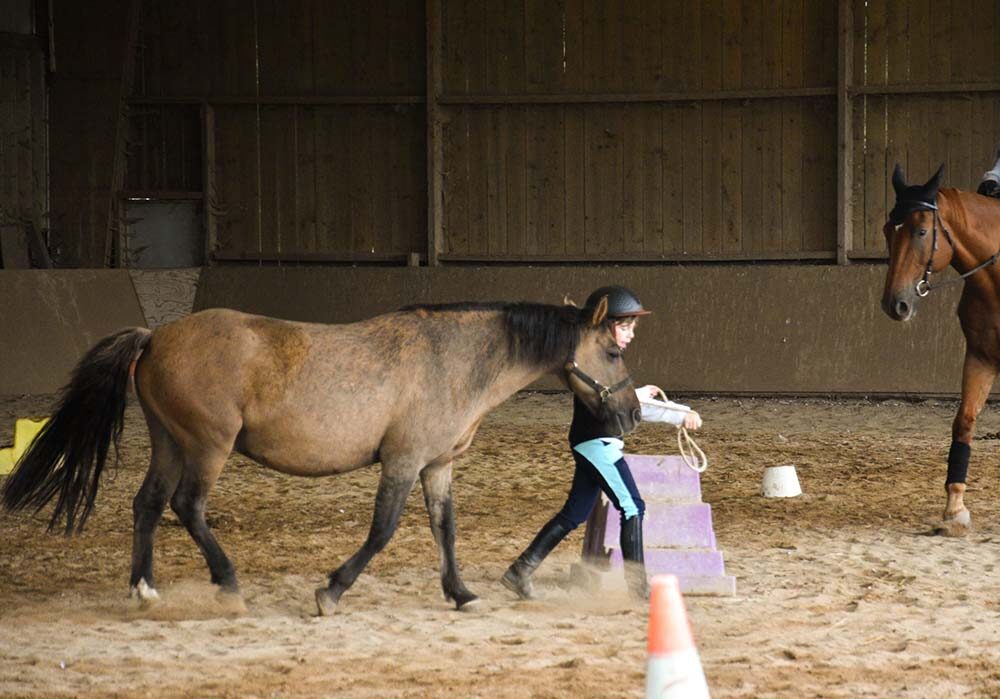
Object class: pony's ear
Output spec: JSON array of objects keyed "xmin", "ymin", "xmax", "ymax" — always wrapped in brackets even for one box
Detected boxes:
[
  {"xmin": 892, "ymin": 163, "xmax": 907, "ymax": 195},
  {"xmin": 926, "ymin": 163, "xmax": 945, "ymax": 195},
  {"xmin": 589, "ymin": 295, "xmax": 608, "ymax": 326}
]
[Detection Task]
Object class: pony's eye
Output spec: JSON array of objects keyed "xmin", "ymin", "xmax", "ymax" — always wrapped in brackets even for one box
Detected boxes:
[
  {"xmin": 918, "ymin": 228, "xmax": 929, "ymax": 237},
  {"xmin": 607, "ymin": 350, "xmax": 621, "ymax": 361}
]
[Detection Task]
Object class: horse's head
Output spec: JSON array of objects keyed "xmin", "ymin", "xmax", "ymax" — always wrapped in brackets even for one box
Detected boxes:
[
  {"xmin": 881, "ymin": 163, "xmax": 951, "ymax": 321},
  {"xmin": 565, "ymin": 296, "xmax": 642, "ymax": 435}
]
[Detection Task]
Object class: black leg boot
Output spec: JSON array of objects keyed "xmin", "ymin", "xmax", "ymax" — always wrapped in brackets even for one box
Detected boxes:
[
  {"xmin": 620, "ymin": 515, "xmax": 650, "ymax": 601},
  {"xmin": 502, "ymin": 518, "xmax": 573, "ymax": 599}
]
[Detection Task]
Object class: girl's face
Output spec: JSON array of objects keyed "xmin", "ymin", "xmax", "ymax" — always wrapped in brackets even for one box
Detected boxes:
[{"xmin": 612, "ymin": 318, "xmax": 637, "ymax": 349}]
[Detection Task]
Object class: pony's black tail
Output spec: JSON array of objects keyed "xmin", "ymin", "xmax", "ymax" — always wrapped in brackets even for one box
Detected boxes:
[{"xmin": 1, "ymin": 327, "xmax": 152, "ymax": 534}]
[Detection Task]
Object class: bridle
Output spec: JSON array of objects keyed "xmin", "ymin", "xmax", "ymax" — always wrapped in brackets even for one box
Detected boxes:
[
  {"xmin": 564, "ymin": 340, "xmax": 634, "ymax": 405},
  {"xmin": 891, "ymin": 201, "xmax": 1000, "ymax": 297}
]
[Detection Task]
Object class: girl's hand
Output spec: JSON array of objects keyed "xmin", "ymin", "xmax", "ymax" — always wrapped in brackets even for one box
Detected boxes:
[
  {"xmin": 683, "ymin": 411, "xmax": 702, "ymax": 431},
  {"xmin": 636, "ymin": 384, "xmax": 666, "ymax": 402}
]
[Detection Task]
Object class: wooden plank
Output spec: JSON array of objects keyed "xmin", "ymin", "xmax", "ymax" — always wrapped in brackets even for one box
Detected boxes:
[
  {"xmin": 761, "ymin": 100, "xmax": 783, "ymax": 251},
  {"xmin": 202, "ymin": 104, "xmax": 218, "ymax": 262},
  {"xmin": 849, "ymin": 94, "xmax": 866, "ymax": 253},
  {"xmin": 427, "ymin": 0, "xmax": 444, "ymax": 264},
  {"xmin": 443, "ymin": 107, "xmax": 470, "ymax": 254},
  {"xmin": 294, "ymin": 106, "xmax": 317, "ymax": 254},
  {"xmin": 906, "ymin": 0, "xmax": 931, "ymax": 84},
  {"xmin": 781, "ymin": 99, "xmax": 803, "ymax": 252},
  {"xmin": 803, "ymin": 98, "xmax": 836, "ymax": 252},
  {"xmin": 639, "ymin": 0, "xmax": 664, "ymax": 91},
  {"xmin": 0, "ymin": 226, "xmax": 30, "ymax": 268},
  {"xmin": 314, "ymin": 107, "xmax": 352, "ymax": 255},
  {"xmin": 862, "ymin": 96, "xmax": 886, "ymax": 251},
  {"xmin": 700, "ymin": 101, "xmax": 722, "ymax": 254},
  {"xmin": 439, "ymin": 250, "xmax": 836, "ymax": 263},
  {"xmin": 741, "ymin": 0, "xmax": 763, "ymax": 90},
  {"xmin": 257, "ymin": 107, "xmax": 290, "ymax": 255},
  {"xmin": 370, "ymin": 107, "xmax": 395, "ymax": 256},
  {"xmin": 438, "ymin": 87, "xmax": 838, "ymax": 104},
  {"xmin": 721, "ymin": 101, "xmax": 742, "ymax": 252},
  {"xmin": 486, "ymin": 107, "xmax": 508, "ymax": 255},
  {"xmin": 640, "ymin": 106, "xmax": 664, "ymax": 254},
  {"xmin": 701, "ymin": 0, "xmax": 723, "ymax": 92},
  {"xmin": 681, "ymin": 0, "xmax": 702, "ymax": 91},
  {"xmin": 622, "ymin": 105, "xmax": 645, "ymax": 253},
  {"xmin": 947, "ymin": 97, "xmax": 972, "ymax": 191},
  {"xmin": 621, "ymin": 0, "xmax": 642, "ymax": 92},
  {"xmin": 949, "ymin": 0, "xmax": 975, "ymax": 83},
  {"xmin": 562, "ymin": 0, "xmax": 585, "ymax": 93},
  {"xmin": 781, "ymin": 0, "xmax": 803, "ymax": 88},
  {"xmin": 722, "ymin": 0, "xmax": 742, "ymax": 90},
  {"xmin": 505, "ymin": 107, "xmax": 528, "ymax": 254},
  {"xmin": 526, "ymin": 0, "xmax": 563, "ymax": 93},
  {"xmin": 740, "ymin": 101, "xmax": 763, "ymax": 252},
  {"xmin": 662, "ymin": 105, "xmax": 685, "ymax": 253},
  {"xmin": 837, "ymin": 0, "xmax": 853, "ymax": 263},
  {"xmin": 466, "ymin": 107, "xmax": 491, "ymax": 255},
  {"xmin": 584, "ymin": 106, "xmax": 623, "ymax": 254},
  {"xmin": 563, "ymin": 105, "xmax": 586, "ymax": 255},
  {"xmin": 349, "ymin": 108, "xmax": 377, "ymax": 255},
  {"xmin": 928, "ymin": 0, "xmax": 951, "ymax": 82},
  {"xmin": 681, "ymin": 104, "xmax": 703, "ymax": 253},
  {"xmin": 762, "ymin": 0, "xmax": 782, "ymax": 88},
  {"xmin": 885, "ymin": 0, "xmax": 908, "ymax": 85},
  {"xmin": 528, "ymin": 106, "xmax": 565, "ymax": 255}
]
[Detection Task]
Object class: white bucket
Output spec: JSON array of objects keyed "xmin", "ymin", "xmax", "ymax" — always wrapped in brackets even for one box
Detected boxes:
[{"xmin": 761, "ymin": 465, "xmax": 802, "ymax": 497}]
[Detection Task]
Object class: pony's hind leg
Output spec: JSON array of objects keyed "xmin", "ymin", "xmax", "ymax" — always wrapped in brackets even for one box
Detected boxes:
[
  {"xmin": 130, "ymin": 419, "xmax": 184, "ymax": 605},
  {"xmin": 420, "ymin": 460, "xmax": 478, "ymax": 610},
  {"xmin": 315, "ymin": 465, "xmax": 419, "ymax": 615},
  {"xmin": 169, "ymin": 449, "xmax": 240, "ymax": 597}
]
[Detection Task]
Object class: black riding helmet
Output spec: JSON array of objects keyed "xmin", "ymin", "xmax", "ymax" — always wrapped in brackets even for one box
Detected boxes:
[{"xmin": 584, "ymin": 285, "xmax": 651, "ymax": 319}]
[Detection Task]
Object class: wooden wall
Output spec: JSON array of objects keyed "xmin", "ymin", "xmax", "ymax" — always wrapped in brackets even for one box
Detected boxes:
[
  {"xmin": 851, "ymin": 0, "xmax": 1000, "ymax": 255},
  {"xmin": 439, "ymin": 1, "xmax": 838, "ymax": 261},
  {"xmin": 0, "ymin": 34, "xmax": 46, "ymax": 260},
  {"xmin": 43, "ymin": 0, "xmax": 1000, "ymax": 267}
]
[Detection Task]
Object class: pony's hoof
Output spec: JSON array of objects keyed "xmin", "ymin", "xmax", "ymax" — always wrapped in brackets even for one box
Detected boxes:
[
  {"xmin": 216, "ymin": 588, "xmax": 247, "ymax": 615},
  {"xmin": 129, "ymin": 578, "xmax": 160, "ymax": 608},
  {"xmin": 450, "ymin": 591, "xmax": 480, "ymax": 611},
  {"xmin": 315, "ymin": 587, "xmax": 338, "ymax": 616},
  {"xmin": 935, "ymin": 509, "xmax": 972, "ymax": 537}
]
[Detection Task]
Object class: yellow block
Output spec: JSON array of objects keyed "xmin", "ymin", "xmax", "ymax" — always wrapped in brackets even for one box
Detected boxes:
[{"xmin": 0, "ymin": 417, "xmax": 49, "ymax": 476}]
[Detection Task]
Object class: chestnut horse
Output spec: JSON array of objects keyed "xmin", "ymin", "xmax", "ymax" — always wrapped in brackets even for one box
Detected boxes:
[
  {"xmin": 2, "ymin": 297, "xmax": 640, "ymax": 613},
  {"xmin": 882, "ymin": 164, "xmax": 1000, "ymax": 535}
]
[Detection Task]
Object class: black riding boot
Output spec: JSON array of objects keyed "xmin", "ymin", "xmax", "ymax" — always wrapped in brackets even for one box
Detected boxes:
[
  {"xmin": 620, "ymin": 515, "xmax": 650, "ymax": 601},
  {"xmin": 502, "ymin": 518, "xmax": 573, "ymax": 599}
]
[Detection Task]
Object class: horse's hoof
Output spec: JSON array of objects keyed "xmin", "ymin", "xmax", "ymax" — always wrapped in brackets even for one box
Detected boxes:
[
  {"xmin": 451, "ymin": 592, "xmax": 480, "ymax": 611},
  {"xmin": 129, "ymin": 579, "xmax": 160, "ymax": 608},
  {"xmin": 935, "ymin": 509, "xmax": 972, "ymax": 537},
  {"xmin": 216, "ymin": 588, "xmax": 247, "ymax": 615},
  {"xmin": 315, "ymin": 587, "xmax": 338, "ymax": 616}
]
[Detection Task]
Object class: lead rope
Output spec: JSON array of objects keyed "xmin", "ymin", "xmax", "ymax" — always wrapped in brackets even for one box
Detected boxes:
[{"xmin": 677, "ymin": 425, "xmax": 708, "ymax": 473}]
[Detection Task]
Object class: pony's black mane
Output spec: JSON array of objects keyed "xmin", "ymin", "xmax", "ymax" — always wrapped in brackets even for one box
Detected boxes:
[{"xmin": 399, "ymin": 301, "xmax": 585, "ymax": 365}]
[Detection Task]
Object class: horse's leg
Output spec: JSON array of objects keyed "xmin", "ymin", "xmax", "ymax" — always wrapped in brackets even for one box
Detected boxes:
[
  {"xmin": 169, "ymin": 449, "xmax": 239, "ymax": 595},
  {"xmin": 420, "ymin": 460, "xmax": 478, "ymax": 610},
  {"xmin": 315, "ymin": 466, "xmax": 418, "ymax": 615},
  {"xmin": 940, "ymin": 352, "xmax": 997, "ymax": 536},
  {"xmin": 130, "ymin": 417, "xmax": 184, "ymax": 605}
]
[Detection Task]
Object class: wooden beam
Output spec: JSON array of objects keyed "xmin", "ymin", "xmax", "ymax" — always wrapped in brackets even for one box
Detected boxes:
[
  {"xmin": 128, "ymin": 95, "xmax": 425, "ymax": 106},
  {"xmin": 105, "ymin": 0, "xmax": 141, "ymax": 267},
  {"xmin": 850, "ymin": 81, "xmax": 1000, "ymax": 96},
  {"xmin": 425, "ymin": 0, "xmax": 444, "ymax": 266},
  {"xmin": 438, "ymin": 251, "xmax": 837, "ymax": 264},
  {"xmin": 202, "ymin": 104, "xmax": 217, "ymax": 266},
  {"xmin": 836, "ymin": 0, "xmax": 854, "ymax": 266},
  {"xmin": 211, "ymin": 250, "xmax": 416, "ymax": 264},
  {"xmin": 437, "ymin": 86, "xmax": 837, "ymax": 105}
]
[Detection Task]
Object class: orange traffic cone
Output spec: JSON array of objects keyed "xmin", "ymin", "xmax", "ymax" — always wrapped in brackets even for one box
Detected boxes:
[{"xmin": 645, "ymin": 574, "xmax": 711, "ymax": 699}]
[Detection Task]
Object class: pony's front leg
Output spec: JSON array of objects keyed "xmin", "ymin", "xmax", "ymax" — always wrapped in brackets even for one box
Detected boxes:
[
  {"xmin": 315, "ymin": 467, "xmax": 418, "ymax": 615},
  {"xmin": 940, "ymin": 353, "xmax": 997, "ymax": 536},
  {"xmin": 420, "ymin": 460, "xmax": 478, "ymax": 610}
]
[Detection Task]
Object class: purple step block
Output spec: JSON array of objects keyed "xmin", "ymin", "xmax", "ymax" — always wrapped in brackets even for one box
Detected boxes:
[
  {"xmin": 623, "ymin": 454, "xmax": 701, "ymax": 501},
  {"xmin": 608, "ymin": 548, "xmax": 726, "ymax": 577},
  {"xmin": 604, "ymin": 502, "xmax": 718, "ymax": 549}
]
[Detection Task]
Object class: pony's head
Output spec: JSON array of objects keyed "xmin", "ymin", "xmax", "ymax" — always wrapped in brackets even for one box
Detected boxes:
[
  {"xmin": 564, "ymin": 295, "xmax": 642, "ymax": 435},
  {"xmin": 881, "ymin": 163, "xmax": 951, "ymax": 321}
]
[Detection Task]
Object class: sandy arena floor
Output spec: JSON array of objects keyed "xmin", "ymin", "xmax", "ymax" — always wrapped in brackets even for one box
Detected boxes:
[{"xmin": 2, "ymin": 391, "xmax": 1000, "ymax": 698}]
